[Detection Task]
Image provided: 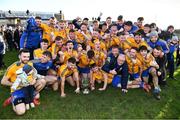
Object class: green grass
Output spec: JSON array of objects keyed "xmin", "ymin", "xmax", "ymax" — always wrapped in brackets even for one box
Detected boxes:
[{"xmin": 0, "ymin": 50, "xmax": 180, "ymax": 119}]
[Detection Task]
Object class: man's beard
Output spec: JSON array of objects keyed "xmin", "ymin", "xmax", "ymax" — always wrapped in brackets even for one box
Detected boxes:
[{"xmin": 21, "ymin": 60, "xmax": 29, "ymax": 64}]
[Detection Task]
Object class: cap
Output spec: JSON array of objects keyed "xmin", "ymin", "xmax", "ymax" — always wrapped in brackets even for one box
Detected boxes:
[
  {"xmin": 172, "ymin": 36, "xmax": 179, "ymax": 41},
  {"xmin": 149, "ymin": 31, "xmax": 158, "ymax": 37}
]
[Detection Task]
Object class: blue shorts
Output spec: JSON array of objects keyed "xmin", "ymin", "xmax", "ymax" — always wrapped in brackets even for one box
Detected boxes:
[
  {"xmin": 112, "ymin": 75, "xmax": 121, "ymax": 87},
  {"xmin": 130, "ymin": 73, "xmax": 140, "ymax": 79},
  {"xmin": 11, "ymin": 89, "xmax": 25, "ymax": 105},
  {"xmin": 142, "ymin": 67, "xmax": 151, "ymax": 77},
  {"xmin": 77, "ymin": 66, "xmax": 90, "ymax": 74}
]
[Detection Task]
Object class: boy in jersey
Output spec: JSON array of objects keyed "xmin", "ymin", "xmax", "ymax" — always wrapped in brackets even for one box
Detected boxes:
[{"xmin": 58, "ymin": 57, "xmax": 80, "ymax": 97}]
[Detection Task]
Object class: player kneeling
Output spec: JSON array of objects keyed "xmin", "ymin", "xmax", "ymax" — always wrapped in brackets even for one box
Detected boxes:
[{"xmin": 90, "ymin": 63, "xmax": 108, "ymax": 91}]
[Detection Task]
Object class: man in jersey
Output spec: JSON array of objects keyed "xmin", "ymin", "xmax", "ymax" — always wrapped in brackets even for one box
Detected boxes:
[
  {"xmin": 138, "ymin": 46, "xmax": 161, "ymax": 98},
  {"xmin": 139, "ymin": 24, "xmax": 151, "ymax": 42},
  {"xmin": 33, "ymin": 39, "xmax": 49, "ymax": 59},
  {"xmin": 68, "ymin": 29, "xmax": 78, "ymax": 50},
  {"xmin": 125, "ymin": 47, "xmax": 147, "ymax": 91},
  {"xmin": 116, "ymin": 15, "xmax": 124, "ymax": 31},
  {"xmin": 88, "ymin": 29, "xmax": 106, "ymax": 54},
  {"xmin": 76, "ymin": 23, "xmax": 92, "ymax": 44},
  {"xmin": 33, "ymin": 51, "xmax": 58, "ymax": 91},
  {"xmin": 109, "ymin": 24, "xmax": 120, "ymax": 47},
  {"xmin": 93, "ymin": 40, "xmax": 106, "ymax": 67},
  {"xmin": 49, "ymin": 36, "xmax": 64, "ymax": 60},
  {"xmin": 78, "ymin": 50, "xmax": 95, "ymax": 94},
  {"xmin": 90, "ymin": 63, "xmax": 108, "ymax": 91},
  {"xmin": 63, "ymin": 41, "xmax": 78, "ymax": 64},
  {"xmin": 1, "ymin": 49, "xmax": 46, "ymax": 115},
  {"xmin": 39, "ymin": 17, "xmax": 58, "ymax": 45},
  {"xmin": 55, "ymin": 20, "xmax": 68, "ymax": 43},
  {"xmin": 123, "ymin": 32, "xmax": 150, "ymax": 53},
  {"xmin": 123, "ymin": 21, "xmax": 139, "ymax": 35},
  {"xmin": 57, "ymin": 57, "xmax": 80, "ymax": 97}
]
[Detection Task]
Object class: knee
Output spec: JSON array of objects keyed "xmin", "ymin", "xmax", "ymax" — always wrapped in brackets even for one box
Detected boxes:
[
  {"xmin": 41, "ymin": 79, "xmax": 47, "ymax": 86},
  {"xmin": 35, "ymin": 79, "xmax": 46, "ymax": 91},
  {"xmin": 151, "ymin": 68, "xmax": 157, "ymax": 75},
  {"xmin": 52, "ymin": 82, "xmax": 59, "ymax": 91}
]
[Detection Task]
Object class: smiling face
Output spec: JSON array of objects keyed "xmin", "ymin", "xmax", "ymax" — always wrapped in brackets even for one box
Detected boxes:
[
  {"xmin": 129, "ymin": 48, "xmax": 137, "ymax": 58},
  {"xmin": 41, "ymin": 42, "xmax": 48, "ymax": 50},
  {"xmin": 124, "ymin": 25, "xmax": 132, "ymax": 32},
  {"xmin": 112, "ymin": 47, "xmax": 119, "ymax": 57},
  {"xmin": 110, "ymin": 26, "xmax": 118, "ymax": 35},
  {"xmin": 67, "ymin": 42, "xmax": 74, "ymax": 50},
  {"xmin": 94, "ymin": 41, "xmax": 101, "ymax": 50},
  {"xmin": 40, "ymin": 54, "xmax": 50, "ymax": 63},
  {"xmin": 81, "ymin": 24, "xmax": 87, "ymax": 31},
  {"xmin": 153, "ymin": 48, "xmax": 161, "ymax": 57},
  {"xmin": 140, "ymin": 50, "xmax": 148, "ymax": 57},
  {"xmin": 134, "ymin": 35, "xmax": 142, "ymax": 44},
  {"xmin": 20, "ymin": 52, "xmax": 30, "ymax": 64},
  {"xmin": 150, "ymin": 35, "xmax": 158, "ymax": 43},
  {"xmin": 67, "ymin": 62, "xmax": 76, "ymax": 70}
]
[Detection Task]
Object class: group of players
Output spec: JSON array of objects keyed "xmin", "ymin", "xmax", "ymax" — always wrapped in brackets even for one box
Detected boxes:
[{"xmin": 1, "ymin": 14, "xmax": 179, "ymax": 115}]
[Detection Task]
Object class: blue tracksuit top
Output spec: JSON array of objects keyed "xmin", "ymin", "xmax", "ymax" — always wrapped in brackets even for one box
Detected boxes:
[{"xmin": 148, "ymin": 39, "xmax": 169, "ymax": 54}]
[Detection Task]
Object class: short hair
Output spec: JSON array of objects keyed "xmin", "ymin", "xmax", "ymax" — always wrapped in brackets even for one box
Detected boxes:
[
  {"xmin": 19, "ymin": 48, "xmax": 30, "ymax": 55},
  {"xmin": 130, "ymin": 47, "xmax": 138, "ymax": 51},
  {"xmin": 134, "ymin": 32, "xmax": 142, "ymax": 36},
  {"xmin": 59, "ymin": 20, "xmax": 64, "ymax": 23},
  {"xmin": 117, "ymin": 32, "xmax": 125, "ymax": 36},
  {"xmin": 167, "ymin": 25, "xmax": 174, "ymax": 30},
  {"xmin": 68, "ymin": 21, "xmax": 73, "ymax": 24},
  {"xmin": 154, "ymin": 45, "xmax": 163, "ymax": 51},
  {"xmin": 83, "ymin": 18, "xmax": 89, "ymax": 21},
  {"xmin": 77, "ymin": 42, "xmax": 86, "ymax": 50},
  {"xmin": 42, "ymin": 51, "xmax": 52, "ymax": 59},
  {"xmin": 137, "ymin": 17, "xmax": 144, "ymax": 22},
  {"xmin": 106, "ymin": 16, "xmax": 112, "ymax": 20},
  {"xmin": 124, "ymin": 21, "xmax": 133, "ymax": 26},
  {"xmin": 118, "ymin": 54, "xmax": 125, "ymax": 60},
  {"xmin": 41, "ymin": 39, "xmax": 49, "ymax": 44},
  {"xmin": 117, "ymin": 15, "xmax": 123, "ymax": 20},
  {"xmin": 87, "ymin": 50, "xmax": 95, "ymax": 59},
  {"xmin": 50, "ymin": 17, "xmax": 55, "ymax": 20},
  {"xmin": 35, "ymin": 16, "xmax": 41, "ymax": 20},
  {"xmin": 110, "ymin": 23, "xmax": 117, "ymax": 28},
  {"xmin": 55, "ymin": 36, "xmax": 63, "ymax": 41},
  {"xmin": 94, "ymin": 29, "xmax": 101, "ymax": 33},
  {"xmin": 68, "ymin": 57, "xmax": 76, "ymax": 64},
  {"xmin": 80, "ymin": 23, "xmax": 87, "ymax": 27},
  {"xmin": 102, "ymin": 22, "xmax": 107, "ymax": 26},
  {"xmin": 93, "ymin": 20, "xmax": 98, "ymax": 24},
  {"xmin": 144, "ymin": 24, "xmax": 150, "ymax": 28},
  {"xmin": 66, "ymin": 40, "xmax": 74, "ymax": 45},
  {"xmin": 139, "ymin": 45, "xmax": 148, "ymax": 52},
  {"xmin": 112, "ymin": 45, "xmax": 119, "ymax": 49},
  {"xmin": 69, "ymin": 29, "xmax": 75, "ymax": 33},
  {"xmin": 150, "ymin": 23, "xmax": 156, "ymax": 28}
]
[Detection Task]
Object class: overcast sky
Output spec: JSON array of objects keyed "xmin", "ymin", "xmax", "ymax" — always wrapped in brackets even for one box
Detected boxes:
[{"xmin": 0, "ymin": 0, "xmax": 180, "ymax": 29}]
